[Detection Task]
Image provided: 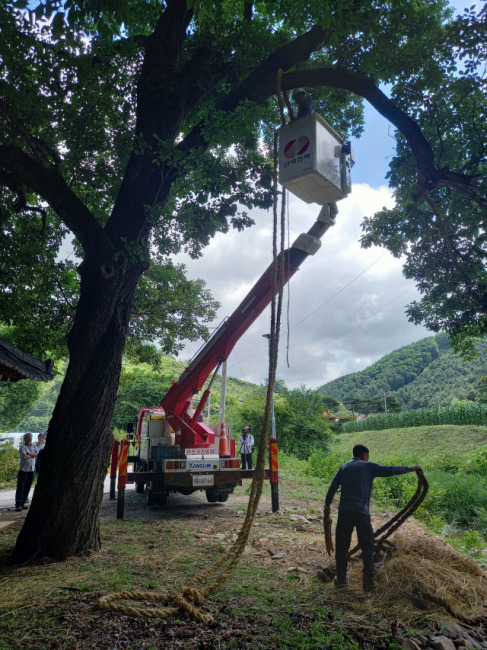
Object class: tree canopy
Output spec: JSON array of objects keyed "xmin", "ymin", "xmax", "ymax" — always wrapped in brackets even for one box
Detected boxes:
[
  {"xmin": 1, "ymin": 0, "xmax": 486, "ymax": 560},
  {"xmin": 360, "ymin": 3, "xmax": 487, "ymax": 358}
]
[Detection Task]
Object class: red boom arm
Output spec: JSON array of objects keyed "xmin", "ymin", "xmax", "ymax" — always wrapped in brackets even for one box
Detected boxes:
[{"xmin": 160, "ymin": 204, "xmax": 337, "ymax": 448}]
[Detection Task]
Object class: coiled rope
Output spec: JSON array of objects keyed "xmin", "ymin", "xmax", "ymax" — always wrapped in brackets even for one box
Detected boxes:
[
  {"xmin": 356, "ymin": 468, "xmax": 429, "ymax": 555},
  {"xmin": 97, "ymin": 71, "xmax": 289, "ymax": 624}
]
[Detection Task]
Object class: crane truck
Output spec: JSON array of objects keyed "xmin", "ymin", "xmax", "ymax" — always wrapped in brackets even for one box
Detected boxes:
[
  {"xmin": 118, "ymin": 113, "xmax": 354, "ymax": 507},
  {"xmin": 123, "ymin": 203, "xmax": 338, "ymax": 506}
]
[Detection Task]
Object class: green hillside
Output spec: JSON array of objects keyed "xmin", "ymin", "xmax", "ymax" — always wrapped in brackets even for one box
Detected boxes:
[
  {"xmin": 327, "ymin": 424, "xmax": 487, "ymax": 465},
  {"xmin": 318, "ymin": 334, "xmax": 487, "ymax": 410}
]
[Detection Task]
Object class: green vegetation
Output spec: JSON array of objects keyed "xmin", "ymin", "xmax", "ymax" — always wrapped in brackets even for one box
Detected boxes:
[
  {"xmin": 319, "ymin": 335, "xmax": 487, "ymax": 410},
  {"xmin": 306, "ymin": 425, "xmax": 487, "ymax": 559},
  {"xmin": 343, "ymin": 402, "xmax": 487, "ymax": 433},
  {"xmin": 0, "ymin": 379, "xmax": 43, "ymax": 431},
  {"xmin": 0, "ymin": 441, "xmax": 18, "ymax": 487},
  {"xmin": 238, "ymin": 386, "xmax": 332, "ymax": 459},
  {"xmin": 325, "ymin": 424, "xmax": 487, "ymax": 467}
]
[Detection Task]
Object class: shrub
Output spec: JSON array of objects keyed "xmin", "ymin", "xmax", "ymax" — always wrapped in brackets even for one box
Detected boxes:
[
  {"xmin": 371, "ymin": 471, "xmax": 418, "ymax": 509},
  {"xmin": 462, "ymin": 449, "xmax": 487, "ymax": 476},
  {"xmin": 447, "ymin": 529, "xmax": 486, "ymax": 560},
  {"xmin": 0, "ymin": 441, "xmax": 18, "ymax": 482},
  {"xmin": 306, "ymin": 451, "xmax": 347, "ymax": 480},
  {"xmin": 428, "ymin": 470, "xmax": 487, "ymax": 533},
  {"xmin": 435, "ymin": 454, "xmax": 464, "ymax": 473}
]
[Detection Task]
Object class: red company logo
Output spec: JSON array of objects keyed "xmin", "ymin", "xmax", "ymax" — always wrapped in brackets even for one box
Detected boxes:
[{"xmin": 284, "ymin": 136, "xmax": 310, "ymax": 159}]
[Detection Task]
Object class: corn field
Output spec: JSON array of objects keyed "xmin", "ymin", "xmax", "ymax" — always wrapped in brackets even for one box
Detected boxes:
[{"xmin": 342, "ymin": 402, "xmax": 487, "ymax": 433}]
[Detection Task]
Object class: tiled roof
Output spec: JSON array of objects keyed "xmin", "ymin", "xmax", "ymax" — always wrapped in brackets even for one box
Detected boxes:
[{"xmin": 0, "ymin": 338, "xmax": 54, "ymax": 382}]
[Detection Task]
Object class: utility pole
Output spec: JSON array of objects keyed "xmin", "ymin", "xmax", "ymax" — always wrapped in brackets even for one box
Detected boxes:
[
  {"xmin": 383, "ymin": 390, "xmax": 387, "ymax": 414},
  {"xmin": 206, "ymin": 393, "xmax": 211, "ymax": 425},
  {"xmin": 219, "ymin": 359, "xmax": 227, "ymax": 425}
]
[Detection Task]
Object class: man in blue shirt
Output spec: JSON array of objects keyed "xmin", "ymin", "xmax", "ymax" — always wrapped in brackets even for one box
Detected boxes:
[{"xmin": 324, "ymin": 444, "xmax": 421, "ymax": 591}]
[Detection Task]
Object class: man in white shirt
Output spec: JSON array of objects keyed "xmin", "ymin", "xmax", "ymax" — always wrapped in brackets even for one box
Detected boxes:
[
  {"xmin": 238, "ymin": 426, "xmax": 254, "ymax": 470},
  {"xmin": 14, "ymin": 432, "xmax": 39, "ymax": 511}
]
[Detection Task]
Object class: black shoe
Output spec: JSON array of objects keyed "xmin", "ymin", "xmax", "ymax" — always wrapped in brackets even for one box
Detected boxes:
[
  {"xmin": 363, "ymin": 578, "xmax": 378, "ymax": 592},
  {"xmin": 333, "ymin": 576, "xmax": 348, "ymax": 588},
  {"xmin": 15, "ymin": 507, "xmax": 22, "ymax": 512},
  {"xmin": 21, "ymin": 505, "xmax": 28, "ymax": 510}
]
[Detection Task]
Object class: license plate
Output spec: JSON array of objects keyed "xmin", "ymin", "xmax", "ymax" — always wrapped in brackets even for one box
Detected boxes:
[{"xmin": 192, "ymin": 474, "xmax": 214, "ymax": 487}]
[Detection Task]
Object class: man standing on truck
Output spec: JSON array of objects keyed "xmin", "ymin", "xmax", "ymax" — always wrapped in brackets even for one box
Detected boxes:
[
  {"xmin": 238, "ymin": 426, "xmax": 254, "ymax": 470},
  {"xmin": 324, "ymin": 444, "xmax": 421, "ymax": 591},
  {"xmin": 292, "ymin": 88, "xmax": 315, "ymax": 119}
]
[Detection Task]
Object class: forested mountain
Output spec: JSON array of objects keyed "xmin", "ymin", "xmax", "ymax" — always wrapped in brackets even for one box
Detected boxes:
[{"xmin": 317, "ymin": 334, "xmax": 487, "ymax": 410}]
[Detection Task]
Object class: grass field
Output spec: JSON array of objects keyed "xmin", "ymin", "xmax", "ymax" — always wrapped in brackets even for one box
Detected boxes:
[{"xmin": 328, "ymin": 425, "xmax": 487, "ymax": 466}]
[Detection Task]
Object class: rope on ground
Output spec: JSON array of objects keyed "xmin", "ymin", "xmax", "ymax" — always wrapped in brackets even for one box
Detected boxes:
[{"xmin": 97, "ymin": 70, "xmax": 289, "ymax": 625}]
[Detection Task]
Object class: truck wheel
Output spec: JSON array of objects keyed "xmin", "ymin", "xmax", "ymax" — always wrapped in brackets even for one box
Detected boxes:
[
  {"xmin": 147, "ymin": 491, "xmax": 156, "ymax": 506},
  {"xmin": 217, "ymin": 492, "xmax": 229, "ymax": 503},
  {"xmin": 136, "ymin": 482, "xmax": 145, "ymax": 494},
  {"xmin": 206, "ymin": 487, "xmax": 219, "ymax": 503}
]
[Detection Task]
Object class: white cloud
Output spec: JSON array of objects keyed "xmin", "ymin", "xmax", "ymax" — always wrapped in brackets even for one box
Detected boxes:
[{"xmin": 174, "ymin": 184, "xmax": 429, "ymax": 389}]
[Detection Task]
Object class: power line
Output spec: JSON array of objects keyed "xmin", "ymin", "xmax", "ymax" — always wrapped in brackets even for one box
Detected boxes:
[
  {"xmin": 226, "ymin": 251, "xmax": 393, "ymax": 374},
  {"xmin": 290, "ymin": 252, "xmax": 389, "ymax": 329}
]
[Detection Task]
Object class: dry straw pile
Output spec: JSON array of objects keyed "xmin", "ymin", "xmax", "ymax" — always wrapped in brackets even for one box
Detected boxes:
[{"xmin": 322, "ymin": 519, "xmax": 487, "ymax": 626}]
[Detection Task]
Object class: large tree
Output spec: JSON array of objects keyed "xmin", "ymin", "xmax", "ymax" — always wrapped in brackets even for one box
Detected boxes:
[{"xmin": 1, "ymin": 0, "xmax": 484, "ymax": 561}]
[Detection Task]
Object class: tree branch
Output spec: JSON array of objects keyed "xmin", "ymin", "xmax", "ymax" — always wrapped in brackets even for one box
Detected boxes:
[
  {"xmin": 177, "ymin": 24, "xmax": 327, "ymax": 155},
  {"xmin": 0, "ymin": 145, "xmax": 112, "ymax": 258},
  {"xmin": 106, "ymin": 0, "xmax": 194, "ymax": 243},
  {"xmin": 0, "ymin": 89, "xmax": 60, "ymax": 168},
  {"xmin": 280, "ymin": 68, "xmax": 482, "ymax": 196}
]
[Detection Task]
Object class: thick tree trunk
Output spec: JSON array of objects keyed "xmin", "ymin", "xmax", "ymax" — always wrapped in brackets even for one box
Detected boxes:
[{"xmin": 13, "ymin": 249, "xmax": 146, "ymax": 561}]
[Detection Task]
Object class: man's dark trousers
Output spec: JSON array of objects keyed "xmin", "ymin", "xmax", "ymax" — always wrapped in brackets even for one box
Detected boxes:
[
  {"xmin": 15, "ymin": 470, "xmax": 34, "ymax": 508},
  {"xmin": 335, "ymin": 510, "xmax": 375, "ymax": 585},
  {"xmin": 241, "ymin": 453, "xmax": 253, "ymax": 470}
]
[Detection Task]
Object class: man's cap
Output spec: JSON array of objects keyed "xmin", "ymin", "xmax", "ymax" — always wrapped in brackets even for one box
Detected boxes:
[
  {"xmin": 292, "ymin": 88, "xmax": 306, "ymax": 98},
  {"xmin": 244, "ymin": 426, "xmax": 250, "ymax": 431}
]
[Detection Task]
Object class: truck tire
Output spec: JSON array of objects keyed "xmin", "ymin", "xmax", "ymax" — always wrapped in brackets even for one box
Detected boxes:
[
  {"xmin": 206, "ymin": 487, "xmax": 219, "ymax": 503},
  {"xmin": 217, "ymin": 492, "xmax": 229, "ymax": 503}
]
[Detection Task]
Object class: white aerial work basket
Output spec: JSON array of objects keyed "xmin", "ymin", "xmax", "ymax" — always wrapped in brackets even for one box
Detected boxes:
[{"xmin": 278, "ymin": 113, "xmax": 354, "ymax": 205}]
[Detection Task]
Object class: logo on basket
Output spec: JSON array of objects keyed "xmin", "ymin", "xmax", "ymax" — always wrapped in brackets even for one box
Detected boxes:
[{"xmin": 284, "ymin": 136, "xmax": 310, "ymax": 159}]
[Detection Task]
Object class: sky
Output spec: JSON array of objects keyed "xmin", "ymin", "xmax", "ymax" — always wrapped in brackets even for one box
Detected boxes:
[{"xmin": 173, "ymin": 104, "xmax": 431, "ymax": 389}]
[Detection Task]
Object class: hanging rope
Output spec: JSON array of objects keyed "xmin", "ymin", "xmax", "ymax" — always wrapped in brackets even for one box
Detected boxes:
[
  {"xmin": 97, "ymin": 71, "xmax": 289, "ymax": 625},
  {"xmin": 274, "ymin": 69, "xmax": 292, "ymax": 368}
]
